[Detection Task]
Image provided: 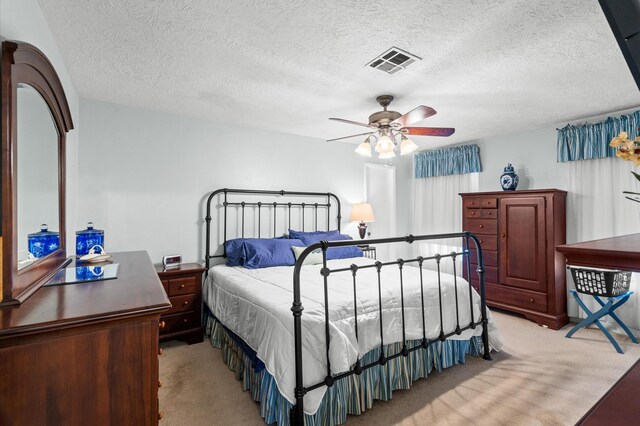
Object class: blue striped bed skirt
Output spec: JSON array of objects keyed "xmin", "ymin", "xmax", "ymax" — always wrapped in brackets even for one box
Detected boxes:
[{"xmin": 205, "ymin": 313, "xmax": 483, "ymax": 426}]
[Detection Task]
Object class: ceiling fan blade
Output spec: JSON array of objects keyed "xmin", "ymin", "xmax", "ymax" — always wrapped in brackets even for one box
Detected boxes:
[
  {"xmin": 329, "ymin": 118, "xmax": 375, "ymax": 128},
  {"xmin": 326, "ymin": 131, "xmax": 374, "ymax": 142},
  {"xmin": 402, "ymin": 127, "xmax": 455, "ymax": 137},
  {"xmin": 392, "ymin": 106, "xmax": 437, "ymax": 127}
]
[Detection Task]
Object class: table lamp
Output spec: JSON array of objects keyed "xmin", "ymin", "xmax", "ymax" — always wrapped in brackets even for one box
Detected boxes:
[{"xmin": 350, "ymin": 203, "xmax": 375, "ymax": 239}]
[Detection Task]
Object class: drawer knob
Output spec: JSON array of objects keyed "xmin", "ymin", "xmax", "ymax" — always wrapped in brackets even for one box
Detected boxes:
[
  {"xmin": 529, "ymin": 298, "xmax": 534, "ymax": 303},
  {"xmin": 183, "ymin": 318, "xmax": 188, "ymax": 323},
  {"xmin": 183, "ymin": 301, "xmax": 189, "ymax": 306},
  {"xmin": 158, "ymin": 380, "xmax": 163, "ymax": 388},
  {"xmin": 487, "ymin": 212, "xmax": 492, "ymax": 216},
  {"xmin": 180, "ymin": 284, "xmax": 185, "ymax": 289},
  {"xmin": 479, "ymin": 240, "xmax": 483, "ymax": 244},
  {"xmin": 471, "ymin": 211, "xmax": 475, "ymax": 215},
  {"xmin": 158, "ymin": 412, "xmax": 163, "ymax": 420},
  {"xmin": 159, "ymin": 321, "xmax": 166, "ymax": 329},
  {"xmin": 501, "ymin": 233, "xmax": 506, "ymax": 237},
  {"xmin": 479, "ymin": 224, "xmax": 484, "ymax": 228},
  {"xmin": 158, "ymin": 348, "xmax": 163, "ymax": 356}
]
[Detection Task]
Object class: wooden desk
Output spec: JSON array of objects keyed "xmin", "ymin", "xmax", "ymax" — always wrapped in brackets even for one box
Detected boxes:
[
  {"xmin": 556, "ymin": 233, "xmax": 640, "ymax": 272},
  {"xmin": 557, "ymin": 235, "xmax": 640, "ymax": 424},
  {"xmin": 0, "ymin": 251, "xmax": 171, "ymax": 425}
]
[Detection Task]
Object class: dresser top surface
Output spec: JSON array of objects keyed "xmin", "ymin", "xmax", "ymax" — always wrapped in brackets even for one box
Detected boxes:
[
  {"xmin": 0, "ymin": 251, "xmax": 171, "ymax": 338},
  {"xmin": 459, "ymin": 188, "xmax": 567, "ymax": 197}
]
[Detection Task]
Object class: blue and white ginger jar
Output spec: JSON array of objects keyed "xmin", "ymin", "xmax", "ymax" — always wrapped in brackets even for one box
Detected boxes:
[
  {"xmin": 500, "ymin": 164, "xmax": 519, "ymax": 191},
  {"xmin": 76, "ymin": 222, "xmax": 105, "ymax": 257},
  {"xmin": 28, "ymin": 224, "xmax": 60, "ymax": 258}
]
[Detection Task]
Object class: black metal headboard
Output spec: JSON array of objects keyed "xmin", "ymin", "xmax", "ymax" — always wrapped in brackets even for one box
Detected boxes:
[{"xmin": 204, "ymin": 188, "xmax": 342, "ymax": 269}]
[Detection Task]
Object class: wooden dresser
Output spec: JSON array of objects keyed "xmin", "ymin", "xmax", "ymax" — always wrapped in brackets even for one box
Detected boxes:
[
  {"xmin": 460, "ymin": 189, "xmax": 568, "ymax": 329},
  {"xmin": 156, "ymin": 263, "xmax": 206, "ymax": 344},
  {"xmin": 0, "ymin": 251, "xmax": 171, "ymax": 425}
]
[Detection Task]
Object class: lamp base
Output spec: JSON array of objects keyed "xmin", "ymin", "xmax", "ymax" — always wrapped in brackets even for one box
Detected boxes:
[{"xmin": 357, "ymin": 222, "xmax": 367, "ymax": 239}]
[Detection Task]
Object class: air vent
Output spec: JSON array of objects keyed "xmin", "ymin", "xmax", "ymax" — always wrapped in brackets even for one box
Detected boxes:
[{"xmin": 366, "ymin": 47, "xmax": 421, "ymax": 74}]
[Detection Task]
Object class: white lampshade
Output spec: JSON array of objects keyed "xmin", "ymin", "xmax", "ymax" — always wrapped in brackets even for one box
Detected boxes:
[
  {"xmin": 350, "ymin": 203, "xmax": 375, "ymax": 222},
  {"xmin": 354, "ymin": 139, "xmax": 372, "ymax": 157},
  {"xmin": 375, "ymin": 133, "xmax": 395, "ymax": 154},
  {"xmin": 400, "ymin": 135, "xmax": 418, "ymax": 155}
]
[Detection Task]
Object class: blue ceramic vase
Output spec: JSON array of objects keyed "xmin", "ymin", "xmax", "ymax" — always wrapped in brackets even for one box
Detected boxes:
[{"xmin": 500, "ymin": 164, "xmax": 519, "ymax": 191}]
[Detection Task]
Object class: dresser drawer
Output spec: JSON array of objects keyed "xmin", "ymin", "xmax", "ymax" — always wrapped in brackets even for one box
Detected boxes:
[
  {"xmin": 473, "ymin": 235, "xmax": 497, "ymax": 251},
  {"xmin": 466, "ymin": 219, "xmax": 497, "ymax": 235},
  {"xmin": 161, "ymin": 312, "xmax": 196, "ymax": 334},
  {"xmin": 485, "ymin": 283, "xmax": 548, "ymax": 313},
  {"xmin": 464, "ymin": 198, "xmax": 497, "ymax": 209},
  {"xmin": 468, "ymin": 249, "xmax": 498, "ymax": 267},
  {"xmin": 167, "ymin": 294, "xmax": 197, "ymax": 315},
  {"xmin": 470, "ymin": 264, "xmax": 498, "ymax": 283},
  {"xmin": 169, "ymin": 277, "xmax": 196, "ymax": 296}
]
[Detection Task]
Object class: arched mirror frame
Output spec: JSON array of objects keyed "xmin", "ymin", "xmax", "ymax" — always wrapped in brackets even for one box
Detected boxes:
[{"xmin": 0, "ymin": 40, "xmax": 73, "ymax": 306}]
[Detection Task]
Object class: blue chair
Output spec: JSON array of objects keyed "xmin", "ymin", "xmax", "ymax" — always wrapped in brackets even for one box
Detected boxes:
[{"xmin": 566, "ymin": 267, "xmax": 638, "ymax": 354}]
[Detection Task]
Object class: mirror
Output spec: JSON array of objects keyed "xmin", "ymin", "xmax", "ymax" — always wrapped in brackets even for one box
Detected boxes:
[
  {"xmin": 1, "ymin": 40, "xmax": 73, "ymax": 305},
  {"xmin": 16, "ymin": 84, "xmax": 61, "ymax": 270}
]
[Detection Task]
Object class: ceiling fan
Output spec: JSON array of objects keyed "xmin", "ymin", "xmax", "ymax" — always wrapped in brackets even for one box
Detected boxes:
[{"xmin": 327, "ymin": 95, "xmax": 455, "ymax": 158}]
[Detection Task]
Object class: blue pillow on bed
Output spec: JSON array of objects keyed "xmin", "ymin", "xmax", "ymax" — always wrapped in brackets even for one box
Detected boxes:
[
  {"xmin": 296, "ymin": 232, "xmax": 363, "ymax": 260},
  {"xmin": 288, "ymin": 229, "xmax": 340, "ymax": 240},
  {"xmin": 243, "ymin": 238, "xmax": 305, "ymax": 269},
  {"xmin": 224, "ymin": 238, "xmax": 252, "ymax": 266}
]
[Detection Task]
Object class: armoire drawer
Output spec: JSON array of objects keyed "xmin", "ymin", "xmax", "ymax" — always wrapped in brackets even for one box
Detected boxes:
[
  {"xmin": 474, "ymin": 235, "xmax": 498, "ymax": 251},
  {"xmin": 466, "ymin": 219, "xmax": 498, "ymax": 235},
  {"xmin": 485, "ymin": 283, "xmax": 548, "ymax": 313},
  {"xmin": 469, "ymin": 264, "xmax": 498, "ymax": 283},
  {"xmin": 464, "ymin": 198, "xmax": 497, "ymax": 209},
  {"xmin": 468, "ymin": 249, "xmax": 498, "ymax": 267}
]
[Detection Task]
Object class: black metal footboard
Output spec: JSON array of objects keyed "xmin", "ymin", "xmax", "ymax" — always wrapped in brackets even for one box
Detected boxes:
[{"xmin": 289, "ymin": 232, "xmax": 490, "ymax": 425}]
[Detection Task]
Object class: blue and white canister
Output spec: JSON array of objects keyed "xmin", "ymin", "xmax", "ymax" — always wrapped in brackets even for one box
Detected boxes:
[
  {"xmin": 28, "ymin": 224, "xmax": 60, "ymax": 258},
  {"xmin": 76, "ymin": 222, "xmax": 105, "ymax": 257},
  {"xmin": 500, "ymin": 163, "xmax": 519, "ymax": 191}
]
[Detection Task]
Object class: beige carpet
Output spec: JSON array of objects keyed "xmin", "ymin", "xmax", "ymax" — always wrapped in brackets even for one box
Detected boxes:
[{"xmin": 159, "ymin": 312, "xmax": 640, "ymax": 425}]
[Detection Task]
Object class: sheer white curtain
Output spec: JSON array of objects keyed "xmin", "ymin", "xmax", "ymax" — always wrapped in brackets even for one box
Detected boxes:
[
  {"xmin": 412, "ymin": 172, "xmax": 479, "ymax": 274},
  {"xmin": 566, "ymin": 157, "xmax": 640, "ymax": 334}
]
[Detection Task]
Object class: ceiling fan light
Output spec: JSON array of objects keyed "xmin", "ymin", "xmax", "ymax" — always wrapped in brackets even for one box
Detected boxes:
[
  {"xmin": 355, "ymin": 140, "xmax": 372, "ymax": 157},
  {"xmin": 378, "ymin": 150, "xmax": 396, "ymax": 159},
  {"xmin": 400, "ymin": 135, "xmax": 418, "ymax": 155},
  {"xmin": 375, "ymin": 133, "xmax": 394, "ymax": 154}
]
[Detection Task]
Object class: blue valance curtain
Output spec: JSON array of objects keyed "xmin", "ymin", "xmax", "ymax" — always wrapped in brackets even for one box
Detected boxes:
[
  {"xmin": 414, "ymin": 144, "xmax": 482, "ymax": 179},
  {"xmin": 557, "ymin": 110, "xmax": 640, "ymax": 162}
]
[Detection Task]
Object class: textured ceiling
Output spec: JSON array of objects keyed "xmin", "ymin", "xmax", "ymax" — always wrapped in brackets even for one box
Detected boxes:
[{"xmin": 39, "ymin": 0, "xmax": 640, "ymax": 148}]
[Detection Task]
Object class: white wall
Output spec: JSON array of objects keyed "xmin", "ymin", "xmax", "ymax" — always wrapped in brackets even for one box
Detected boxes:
[
  {"xmin": 474, "ymin": 126, "xmax": 564, "ymax": 192},
  {"xmin": 1, "ymin": 0, "xmax": 80, "ymax": 247},
  {"xmin": 78, "ymin": 99, "xmax": 373, "ymax": 264}
]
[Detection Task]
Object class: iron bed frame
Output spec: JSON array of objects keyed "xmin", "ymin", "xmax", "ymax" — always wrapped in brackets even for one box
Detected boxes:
[{"xmin": 204, "ymin": 188, "xmax": 491, "ymax": 426}]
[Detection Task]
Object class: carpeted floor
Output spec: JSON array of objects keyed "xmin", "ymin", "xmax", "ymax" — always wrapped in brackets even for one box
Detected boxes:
[{"xmin": 159, "ymin": 311, "xmax": 640, "ymax": 425}]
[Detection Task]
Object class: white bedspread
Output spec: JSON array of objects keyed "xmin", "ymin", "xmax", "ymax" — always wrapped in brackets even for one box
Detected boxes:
[{"xmin": 203, "ymin": 257, "xmax": 502, "ymax": 414}]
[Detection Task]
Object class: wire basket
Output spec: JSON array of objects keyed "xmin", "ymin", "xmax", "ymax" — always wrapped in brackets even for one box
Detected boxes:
[{"xmin": 569, "ymin": 267, "xmax": 632, "ymax": 297}]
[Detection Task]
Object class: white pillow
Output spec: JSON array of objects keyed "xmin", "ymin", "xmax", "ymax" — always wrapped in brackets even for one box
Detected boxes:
[{"xmin": 291, "ymin": 246, "xmax": 324, "ymax": 265}]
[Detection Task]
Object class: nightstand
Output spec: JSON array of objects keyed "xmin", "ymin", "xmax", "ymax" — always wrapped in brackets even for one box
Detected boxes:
[
  {"xmin": 358, "ymin": 245, "xmax": 376, "ymax": 260},
  {"xmin": 156, "ymin": 263, "xmax": 206, "ymax": 344}
]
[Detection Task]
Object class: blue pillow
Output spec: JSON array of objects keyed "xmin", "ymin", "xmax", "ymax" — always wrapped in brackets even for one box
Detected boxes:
[
  {"xmin": 243, "ymin": 238, "xmax": 305, "ymax": 269},
  {"xmin": 224, "ymin": 238, "xmax": 253, "ymax": 266},
  {"xmin": 225, "ymin": 237, "xmax": 291, "ymax": 266},
  {"xmin": 296, "ymin": 233, "xmax": 363, "ymax": 260},
  {"xmin": 288, "ymin": 229, "xmax": 340, "ymax": 240}
]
